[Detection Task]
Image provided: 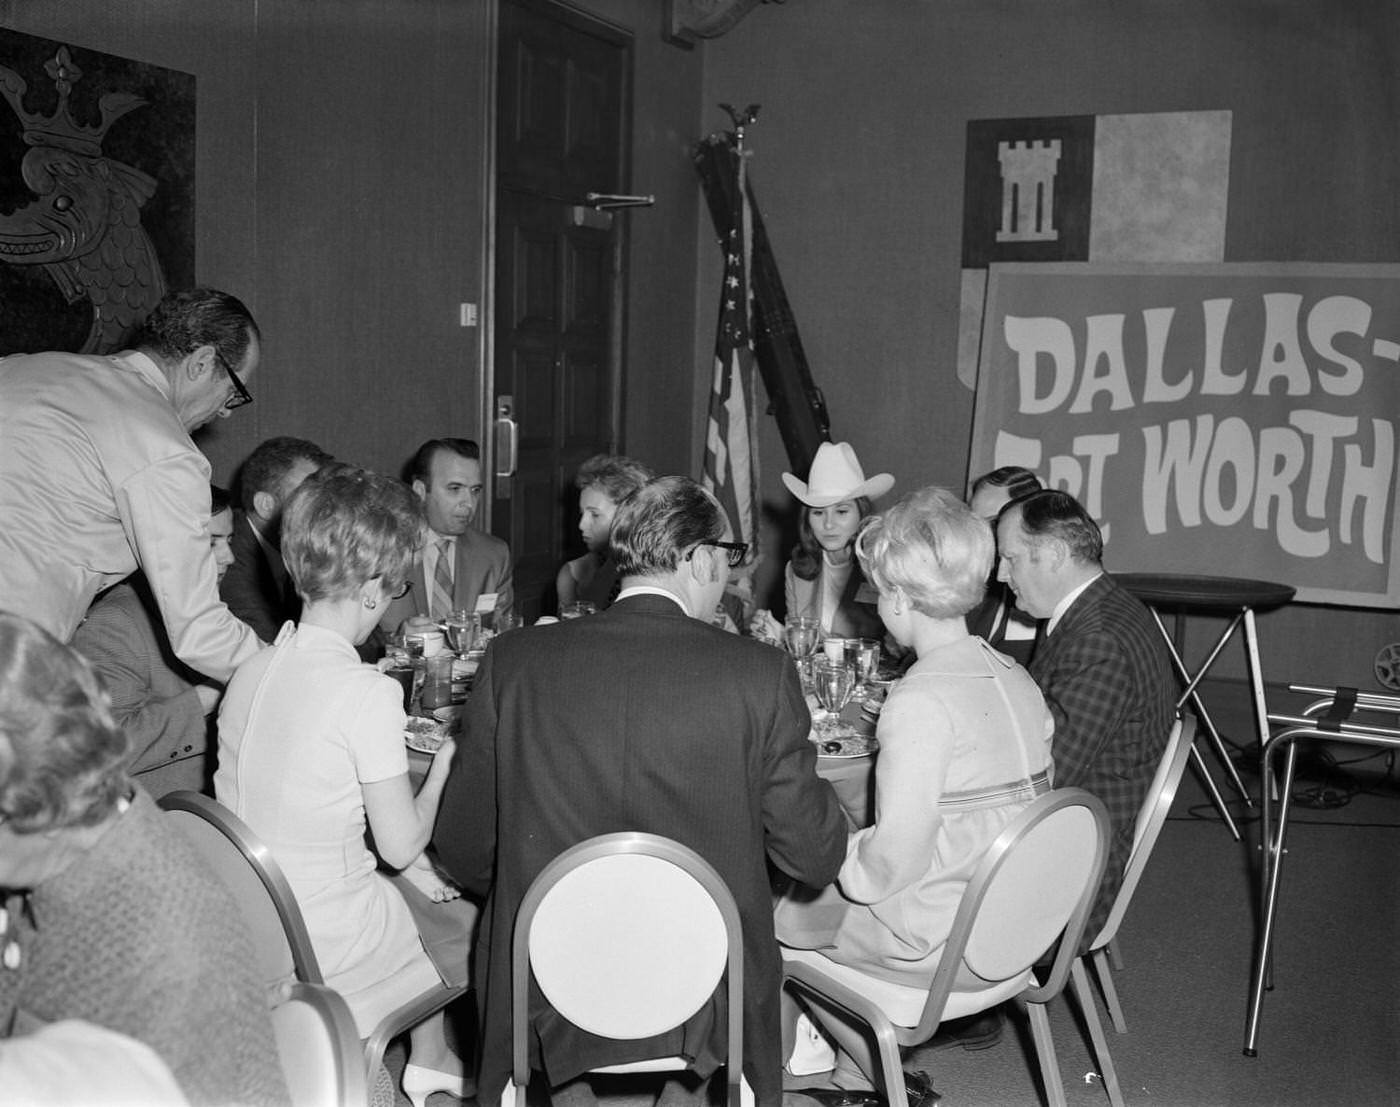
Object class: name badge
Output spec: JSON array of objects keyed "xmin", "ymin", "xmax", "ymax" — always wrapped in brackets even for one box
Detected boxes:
[{"xmin": 475, "ymin": 592, "xmax": 498, "ymax": 614}]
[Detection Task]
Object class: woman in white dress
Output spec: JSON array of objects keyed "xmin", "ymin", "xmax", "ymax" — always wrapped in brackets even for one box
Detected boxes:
[{"xmin": 216, "ymin": 463, "xmax": 474, "ymax": 1107}]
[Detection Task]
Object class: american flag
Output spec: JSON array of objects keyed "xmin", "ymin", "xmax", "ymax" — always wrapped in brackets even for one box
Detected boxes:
[{"xmin": 702, "ymin": 148, "xmax": 759, "ymax": 568}]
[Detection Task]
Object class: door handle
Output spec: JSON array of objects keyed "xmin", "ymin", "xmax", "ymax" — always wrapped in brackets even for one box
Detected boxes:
[{"xmin": 495, "ymin": 396, "xmax": 518, "ymax": 480}]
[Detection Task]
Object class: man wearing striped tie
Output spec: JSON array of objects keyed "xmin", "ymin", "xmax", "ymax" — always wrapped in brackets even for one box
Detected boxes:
[{"xmin": 380, "ymin": 438, "xmax": 514, "ymax": 635}]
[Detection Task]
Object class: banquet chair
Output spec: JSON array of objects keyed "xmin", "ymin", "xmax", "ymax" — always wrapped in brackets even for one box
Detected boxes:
[
  {"xmin": 508, "ymin": 832, "xmax": 748, "ymax": 1107},
  {"xmin": 1058, "ymin": 714, "xmax": 1195, "ymax": 1107},
  {"xmin": 159, "ymin": 791, "xmax": 469, "ymax": 1087},
  {"xmin": 781, "ymin": 788, "xmax": 1109, "ymax": 1107},
  {"xmin": 1075, "ymin": 714, "xmax": 1194, "ymax": 1033},
  {"xmin": 272, "ymin": 980, "xmax": 367, "ymax": 1107}
]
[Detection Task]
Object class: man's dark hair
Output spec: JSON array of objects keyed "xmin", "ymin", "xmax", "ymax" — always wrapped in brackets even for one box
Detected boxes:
[
  {"xmin": 1015, "ymin": 489, "xmax": 1104, "ymax": 565},
  {"xmin": 239, "ymin": 437, "xmax": 334, "ymax": 514},
  {"xmin": 129, "ymin": 288, "xmax": 260, "ymax": 369},
  {"xmin": 210, "ymin": 484, "xmax": 232, "ymax": 516},
  {"xmin": 972, "ymin": 465, "xmax": 1042, "ymax": 503},
  {"xmin": 407, "ymin": 438, "xmax": 481, "ymax": 487},
  {"xmin": 608, "ymin": 475, "xmax": 724, "ymax": 576}
]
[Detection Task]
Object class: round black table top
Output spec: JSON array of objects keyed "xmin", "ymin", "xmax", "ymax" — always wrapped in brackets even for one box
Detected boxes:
[{"xmin": 1113, "ymin": 572, "xmax": 1296, "ymax": 611}]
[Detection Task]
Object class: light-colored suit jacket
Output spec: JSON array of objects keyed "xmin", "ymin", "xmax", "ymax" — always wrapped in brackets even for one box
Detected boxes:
[{"xmin": 379, "ymin": 526, "xmax": 514, "ymax": 630}]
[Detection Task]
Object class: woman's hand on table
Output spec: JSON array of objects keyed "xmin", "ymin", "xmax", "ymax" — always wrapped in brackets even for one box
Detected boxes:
[
  {"xmin": 750, "ymin": 608, "xmax": 784, "ymax": 645},
  {"xmin": 402, "ymin": 854, "xmax": 462, "ymax": 903}
]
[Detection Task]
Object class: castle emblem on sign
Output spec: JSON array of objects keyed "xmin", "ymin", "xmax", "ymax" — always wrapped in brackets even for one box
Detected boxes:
[
  {"xmin": 0, "ymin": 47, "xmax": 168, "ymax": 353},
  {"xmin": 996, "ymin": 139, "xmax": 1062, "ymax": 244}
]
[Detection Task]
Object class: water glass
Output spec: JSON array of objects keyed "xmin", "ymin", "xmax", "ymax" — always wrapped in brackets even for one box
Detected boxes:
[
  {"xmin": 496, "ymin": 610, "xmax": 524, "ymax": 633},
  {"xmin": 784, "ymin": 616, "xmax": 821, "ymax": 660},
  {"xmin": 812, "ymin": 656, "xmax": 857, "ymax": 733},
  {"xmin": 419, "ymin": 653, "xmax": 456, "ymax": 711},
  {"xmin": 444, "ymin": 611, "xmax": 478, "ymax": 655}
]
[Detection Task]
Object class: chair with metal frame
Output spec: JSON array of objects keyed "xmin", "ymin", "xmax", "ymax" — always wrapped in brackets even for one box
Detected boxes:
[
  {"xmin": 1243, "ymin": 685, "xmax": 1400, "ymax": 1057},
  {"xmin": 159, "ymin": 790, "xmax": 470, "ymax": 1089},
  {"xmin": 780, "ymin": 788, "xmax": 1110, "ymax": 1107},
  {"xmin": 271, "ymin": 980, "xmax": 368, "ymax": 1107},
  {"xmin": 508, "ymin": 831, "xmax": 748, "ymax": 1107}
]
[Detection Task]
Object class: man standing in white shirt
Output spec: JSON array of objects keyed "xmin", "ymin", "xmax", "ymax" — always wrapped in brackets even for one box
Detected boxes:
[{"xmin": 0, "ymin": 287, "xmax": 262, "ymax": 683}]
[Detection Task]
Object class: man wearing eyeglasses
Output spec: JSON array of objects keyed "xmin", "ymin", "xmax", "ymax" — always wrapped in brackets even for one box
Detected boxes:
[
  {"xmin": 0, "ymin": 287, "xmax": 263, "ymax": 684},
  {"xmin": 435, "ymin": 474, "xmax": 848, "ymax": 1107}
]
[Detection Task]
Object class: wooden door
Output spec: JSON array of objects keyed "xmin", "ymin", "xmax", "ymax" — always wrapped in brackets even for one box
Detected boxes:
[{"xmin": 493, "ymin": 0, "xmax": 629, "ymax": 622}]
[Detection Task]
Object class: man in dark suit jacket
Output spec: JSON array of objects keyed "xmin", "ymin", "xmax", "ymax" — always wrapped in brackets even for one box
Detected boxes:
[
  {"xmin": 73, "ymin": 485, "xmax": 240, "ymax": 796},
  {"xmin": 379, "ymin": 438, "xmax": 513, "ymax": 632},
  {"xmin": 434, "ymin": 475, "xmax": 847, "ymax": 1107},
  {"xmin": 219, "ymin": 436, "xmax": 332, "ymax": 642},
  {"xmin": 997, "ymin": 490, "xmax": 1175, "ymax": 938}
]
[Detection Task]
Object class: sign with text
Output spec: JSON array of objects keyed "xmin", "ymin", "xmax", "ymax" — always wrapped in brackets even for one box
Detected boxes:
[{"xmin": 970, "ymin": 263, "xmax": 1400, "ymax": 607}]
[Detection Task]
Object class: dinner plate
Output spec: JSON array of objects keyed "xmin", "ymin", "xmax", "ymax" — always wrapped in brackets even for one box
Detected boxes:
[
  {"xmin": 404, "ymin": 715, "xmax": 450, "ymax": 753},
  {"xmin": 812, "ymin": 732, "xmax": 878, "ymax": 759}
]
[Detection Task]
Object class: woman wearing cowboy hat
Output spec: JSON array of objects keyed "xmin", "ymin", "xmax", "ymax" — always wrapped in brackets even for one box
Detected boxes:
[{"xmin": 753, "ymin": 442, "xmax": 894, "ymax": 644}]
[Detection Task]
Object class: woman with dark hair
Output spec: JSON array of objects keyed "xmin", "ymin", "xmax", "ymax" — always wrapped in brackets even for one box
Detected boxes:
[
  {"xmin": 752, "ymin": 442, "xmax": 893, "ymax": 644},
  {"xmin": 965, "ymin": 465, "xmax": 1044, "ymax": 664},
  {"xmin": 555, "ymin": 453, "xmax": 655, "ymax": 612},
  {"xmin": 776, "ymin": 488, "xmax": 1053, "ymax": 1097},
  {"xmin": 216, "ymin": 463, "xmax": 475, "ymax": 1107},
  {"xmin": 0, "ymin": 612, "xmax": 288, "ymax": 1107}
]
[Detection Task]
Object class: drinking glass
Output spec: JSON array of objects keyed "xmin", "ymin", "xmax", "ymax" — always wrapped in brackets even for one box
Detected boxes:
[
  {"xmin": 812, "ymin": 657, "xmax": 857, "ymax": 734},
  {"xmin": 496, "ymin": 610, "xmax": 524, "ymax": 633},
  {"xmin": 783, "ymin": 616, "xmax": 821, "ymax": 661},
  {"xmin": 561, "ymin": 601, "xmax": 596, "ymax": 620},
  {"xmin": 444, "ymin": 611, "xmax": 478, "ymax": 655},
  {"xmin": 845, "ymin": 637, "xmax": 882, "ymax": 699}
]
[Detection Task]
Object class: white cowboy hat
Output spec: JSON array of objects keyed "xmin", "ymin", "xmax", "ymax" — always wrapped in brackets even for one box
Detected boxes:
[{"xmin": 781, "ymin": 441, "xmax": 895, "ymax": 508}]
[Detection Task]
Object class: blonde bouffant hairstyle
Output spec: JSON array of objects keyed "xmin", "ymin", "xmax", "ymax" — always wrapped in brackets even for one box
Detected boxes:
[
  {"xmin": 855, "ymin": 486, "xmax": 993, "ymax": 619},
  {"xmin": 282, "ymin": 462, "xmax": 425, "ymax": 604}
]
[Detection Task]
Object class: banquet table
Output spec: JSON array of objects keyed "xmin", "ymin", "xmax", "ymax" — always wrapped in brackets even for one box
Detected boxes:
[{"xmin": 406, "ymin": 686, "xmax": 878, "ymax": 828}]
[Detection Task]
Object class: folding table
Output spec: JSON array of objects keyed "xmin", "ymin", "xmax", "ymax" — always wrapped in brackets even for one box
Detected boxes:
[{"xmin": 1114, "ymin": 574, "xmax": 1296, "ymax": 841}]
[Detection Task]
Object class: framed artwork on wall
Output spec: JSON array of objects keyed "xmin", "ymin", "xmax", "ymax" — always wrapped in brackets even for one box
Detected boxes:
[{"xmin": 0, "ymin": 29, "xmax": 194, "ymax": 355}]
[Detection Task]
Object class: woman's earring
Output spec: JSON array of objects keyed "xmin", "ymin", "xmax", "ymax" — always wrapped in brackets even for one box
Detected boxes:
[{"xmin": 363, "ymin": 597, "xmax": 377, "ymax": 611}]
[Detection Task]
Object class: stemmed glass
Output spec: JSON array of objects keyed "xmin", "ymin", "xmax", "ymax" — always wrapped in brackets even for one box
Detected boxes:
[
  {"xmin": 811, "ymin": 656, "xmax": 858, "ymax": 736},
  {"xmin": 845, "ymin": 637, "xmax": 882, "ymax": 700},
  {"xmin": 783, "ymin": 616, "xmax": 822, "ymax": 688}
]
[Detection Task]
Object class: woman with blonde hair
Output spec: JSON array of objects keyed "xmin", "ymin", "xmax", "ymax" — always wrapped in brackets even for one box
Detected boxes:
[
  {"xmin": 776, "ymin": 487, "xmax": 1053, "ymax": 1097},
  {"xmin": 216, "ymin": 463, "xmax": 475, "ymax": 1107}
]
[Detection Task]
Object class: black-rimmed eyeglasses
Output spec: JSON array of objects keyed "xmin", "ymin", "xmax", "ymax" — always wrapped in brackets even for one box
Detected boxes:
[
  {"xmin": 689, "ymin": 540, "xmax": 749, "ymax": 568},
  {"xmin": 216, "ymin": 353, "xmax": 254, "ymax": 410}
]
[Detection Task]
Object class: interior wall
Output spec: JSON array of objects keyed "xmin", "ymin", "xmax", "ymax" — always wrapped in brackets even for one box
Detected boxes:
[
  {"xmin": 0, "ymin": 0, "xmax": 708, "ymax": 504},
  {"xmin": 701, "ymin": 0, "xmax": 1400, "ymax": 686}
]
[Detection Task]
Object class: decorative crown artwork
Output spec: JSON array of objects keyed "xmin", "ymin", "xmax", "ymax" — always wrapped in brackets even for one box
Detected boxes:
[
  {"xmin": 0, "ymin": 31, "xmax": 194, "ymax": 356},
  {"xmin": 0, "ymin": 47, "xmax": 145, "ymax": 156}
]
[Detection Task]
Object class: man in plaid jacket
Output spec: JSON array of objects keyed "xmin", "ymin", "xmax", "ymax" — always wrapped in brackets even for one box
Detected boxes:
[{"xmin": 996, "ymin": 489, "xmax": 1175, "ymax": 938}]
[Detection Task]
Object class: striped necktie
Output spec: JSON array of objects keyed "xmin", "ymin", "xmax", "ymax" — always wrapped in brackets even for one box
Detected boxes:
[{"xmin": 432, "ymin": 536, "xmax": 454, "ymax": 621}]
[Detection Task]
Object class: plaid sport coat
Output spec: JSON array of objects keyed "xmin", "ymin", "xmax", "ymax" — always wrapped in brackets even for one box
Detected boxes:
[{"xmin": 1031, "ymin": 572, "xmax": 1175, "ymax": 938}]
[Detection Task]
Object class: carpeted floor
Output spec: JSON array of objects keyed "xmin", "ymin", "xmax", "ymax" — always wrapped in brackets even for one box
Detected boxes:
[{"xmin": 391, "ymin": 681, "xmax": 1400, "ymax": 1106}]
